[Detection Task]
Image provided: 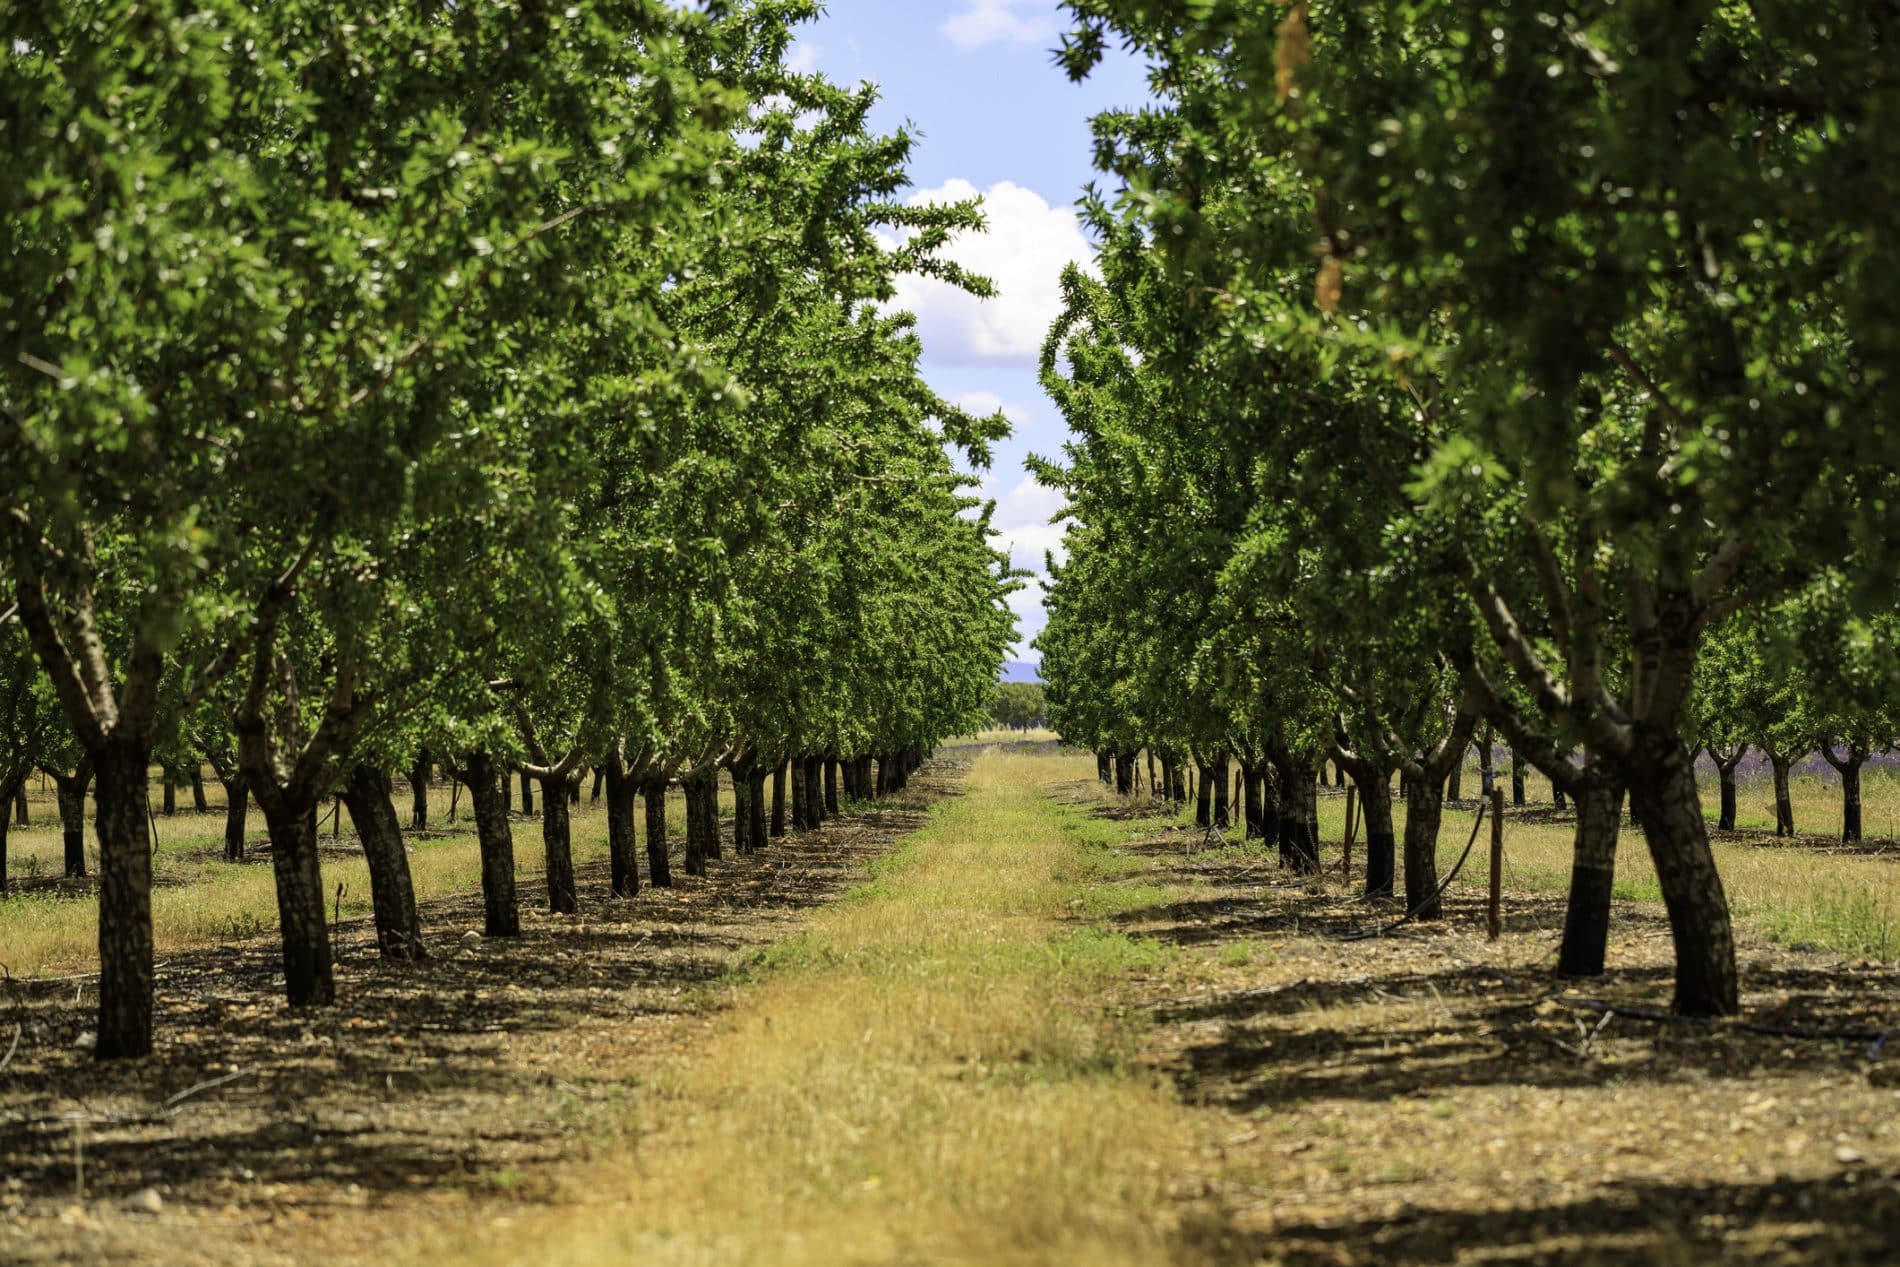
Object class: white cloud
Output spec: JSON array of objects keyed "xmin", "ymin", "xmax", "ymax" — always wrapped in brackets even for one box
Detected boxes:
[
  {"xmin": 940, "ymin": 1, "xmax": 1060, "ymax": 50},
  {"xmin": 978, "ymin": 472, "xmax": 1071, "ymax": 577},
  {"xmin": 786, "ymin": 40, "xmax": 822, "ymax": 74},
  {"xmin": 889, "ymin": 179, "xmax": 1095, "ymax": 367}
]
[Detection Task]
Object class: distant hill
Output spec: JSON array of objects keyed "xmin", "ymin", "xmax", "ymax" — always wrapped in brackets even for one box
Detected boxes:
[{"xmin": 999, "ymin": 660, "xmax": 1042, "ymax": 684}]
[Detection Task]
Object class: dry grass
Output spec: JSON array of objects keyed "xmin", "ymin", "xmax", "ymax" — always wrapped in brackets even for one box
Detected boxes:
[
  {"xmin": 458, "ymin": 747, "xmax": 1204, "ymax": 1267},
  {"xmin": 1304, "ymin": 795, "xmax": 1900, "ymax": 963},
  {"xmin": 0, "ymin": 781, "xmax": 739, "ymax": 978},
  {"xmin": 1121, "ymin": 764, "xmax": 1900, "ymax": 963}
]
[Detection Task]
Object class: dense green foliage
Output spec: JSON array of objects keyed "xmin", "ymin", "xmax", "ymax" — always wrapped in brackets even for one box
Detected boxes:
[
  {"xmin": 1039, "ymin": 1, "xmax": 1900, "ymax": 1015},
  {"xmin": 0, "ymin": 0, "xmax": 1013, "ymax": 1056},
  {"xmin": 989, "ymin": 682, "xmax": 1047, "ymax": 730}
]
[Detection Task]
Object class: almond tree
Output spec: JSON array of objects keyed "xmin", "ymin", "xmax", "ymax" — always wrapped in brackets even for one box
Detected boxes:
[{"xmin": 1057, "ymin": 0, "xmax": 1900, "ymax": 1015}]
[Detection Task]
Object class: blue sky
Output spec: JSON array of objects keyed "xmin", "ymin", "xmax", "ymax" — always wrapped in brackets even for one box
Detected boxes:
[{"xmin": 791, "ymin": 1, "xmax": 1151, "ymax": 662}]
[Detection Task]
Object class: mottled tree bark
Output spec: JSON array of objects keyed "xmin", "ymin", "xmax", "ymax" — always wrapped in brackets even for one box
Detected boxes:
[
  {"xmin": 340, "ymin": 764, "xmax": 425, "ymax": 960},
  {"xmin": 1401, "ymin": 778, "xmax": 1445, "ymax": 917},
  {"xmin": 644, "ymin": 774, "xmax": 672, "ymax": 887},
  {"xmin": 1343, "ymin": 764, "xmax": 1395, "ymax": 899},
  {"xmin": 771, "ymin": 761, "xmax": 788, "ymax": 835},
  {"xmin": 683, "ymin": 769, "xmax": 715, "ymax": 876},
  {"xmin": 791, "ymin": 755, "xmax": 808, "ymax": 830},
  {"xmin": 1708, "ymin": 746, "xmax": 1745, "ymax": 832},
  {"xmin": 604, "ymin": 753, "xmax": 640, "ymax": 897},
  {"xmin": 49, "ymin": 762, "xmax": 92, "ymax": 878},
  {"xmin": 93, "ymin": 739, "xmax": 157, "ymax": 1058},
  {"xmin": 1557, "ymin": 760, "xmax": 1625, "ymax": 978},
  {"xmin": 408, "ymin": 750, "xmax": 430, "ymax": 830},
  {"xmin": 1768, "ymin": 751, "xmax": 1796, "ymax": 837},
  {"xmin": 1242, "ymin": 764, "xmax": 1264, "ymax": 839},
  {"xmin": 462, "ymin": 752, "xmax": 520, "ymax": 937},
  {"xmin": 1626, "ymin": 731, "xmax": 1738, "ymax": 1016},
  {"xmin": 537, "ymin": 772, "xmax": 578, "ymax": 914},
  {"xmin": 220, "ymin": 772, "xmax": 249, "ymax": 862},
  {"xmin": 749, "ymin": 769, "xmax": 769, "ymax": 853},
  {"xmin": 1823, "ymin": 743, "xmax": 1868, "ymax": 843},
  {"xmin": 256, "ymin": 796, "xmax": 333, "ymax": 1006},
  {"xmin": 1274, "ymin": 754, "xmax": 1319, "ymax": 874},
  {"xmin": 1211, "ymin": 752, "xmax": 1231, "ymax": 829},
  {"xmin": 805, "ymin": 756, "xmax": 825, "ymax": 826}
]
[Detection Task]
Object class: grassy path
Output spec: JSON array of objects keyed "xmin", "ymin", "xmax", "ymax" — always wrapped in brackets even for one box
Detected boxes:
[{"xmin": 465, "ymin": 745, "xmax": 1207, "ymax": 1267}]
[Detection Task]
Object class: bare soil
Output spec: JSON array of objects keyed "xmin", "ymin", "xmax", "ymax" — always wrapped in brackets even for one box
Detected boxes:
[
  {"xmin": 0, "ymin": 773, "xmax": 951, "ymax": 1266},
  {"xmin": 1084, "ymin": 789, "xmax": 1900, "ymax": 1265}
]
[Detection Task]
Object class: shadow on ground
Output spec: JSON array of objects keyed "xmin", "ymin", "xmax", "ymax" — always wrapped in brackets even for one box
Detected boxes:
[{"xmin": 0, "ymin": 760, "xmax": 958, "ymax": 1264}]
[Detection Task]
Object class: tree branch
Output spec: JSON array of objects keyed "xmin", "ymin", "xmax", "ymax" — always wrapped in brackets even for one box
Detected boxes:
[{"xmin": 172, "ymin": 537, "xmax": 323, "ymax": 727}]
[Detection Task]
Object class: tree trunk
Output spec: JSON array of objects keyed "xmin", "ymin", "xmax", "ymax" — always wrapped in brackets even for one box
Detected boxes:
[
  {"xmin": 340, "ymin": 764, "xmax": 425, "ymax": 960},
  {"xmin": 804, "ymin": 757, "xmax": 825, "ymax": 827},
  {"xmin": 644, "ymin": 774, "xmax": 672, "ymax": 887},
  {"xmin": 1624, "ymin": 731, "xmax": 1739, "ymax": 1016},
  {"xmin": 501, "ymin": 766, "xmax": 513, "ymax": 814},
  {"xmin": 1770, "ymin": 754, "xmax": 1795, "ymax": 837},
  {"xmin": 463, "ymin": 752, "xmax": 520, "ymax": 937},
  {"xmin": 1557, "ymin": 762, "xmax": 1625, "ymax": 978},
  {"xmin": 705, "ymin": 772, "xmax": 725, "ymax": 860},
  {"xmin": 1477, "ymin": 726, "xmax": 1494, "ymax": 798},
  {"xmin": 55, "ymin": 773, "xmax": 88, "ymax": 878},
  {"xmin": 1841, "ymin": 761, "xmax": 1863, "ymax": 843},
  {"xmin": 1113, "ymin": 750, "xmax": 1134, "ymax": 796},
  {"xmin": 1242, "ymin": 764, "xmax": 1264, "ymax": 839},
  {"xmin": 1096, "ymin": 750, "xmax": 1112, "ymax": 785},
  {"xmin": 537, "ymin": 773, "xmax": 578, "ymax": 914},
  {"xmin": 1824, "ymin": 748, "xmax": 1867, "ymax": 843},
  {"xmin": 258, "ymin": 795, "xmax": 333, "ymax": 1007},
  {"xmin": 221, "ymin": 773, "xmax": 249, "ymax": 862},
  {"xmin": 771, "ymin": 761, "xmax": 788, "ymax": 834},
  {"xmin": 1511, "ymin": 749, "xmax": 1526, "ymax": 806},
  {"xmin": 824, "ymin": 758, "xmax": 839, "ymax": 816},
  {"xmin": 190, "ymin": 768, "xmax": 208, "ymax": 813},
  {"xmin": 749, "ymin": 769, "xmax": 769, "ymax": 853},
  {"xmin": 729, "ymin": 764, "xmax": 752, "ymax": 857},
  {"xmin": 1445, "ymin": 761, "xmax": 1463, "ymax": 804},
  {"xmin": 519, "ymin": 767, "xmax": 534, "ymax": 816},
  {"xmin": 683, "ymin": 770, "xmax": 712, "ymax": 877},
  {"xmin": 408, "ymin": 750, "xmax": 430, "ymax": 830},
  {"xmin": 1716, "ymin": 758, "xmax": 1741, "ymax": 832},
  {"xmin": 0, "ymin": 769, "xmax": 21, "ymax": 895},
  {"xmin": 1276, "ymin": 758, "xmax": 1319, "ymax": 873},
  {"xmin": 92, "ymin": 739, "xmax": 157, "ymax": 1058},
  {"xmin": 1554, "ymin": 784, "xmax": 1567, "ymax": 811},
  {"xmin": 1195, "ymin": 762, "xmax": 1211, "ymax": 828},
  {"xmin": 1211, "ymin": 753, "xmax": 1231, "ymax": 828},
  {"xmin": 791, "ymin": 755, "xmax": 808, "ymax": 829},
  {"xmin": 1353, "ymin": 767, "xmax": 1396, "ymax": 899},
  {"xmin": 604, "ymin": 756, "xmax": 640, "ymax": 897},
  {"xmin": 162, "ymin": 773, "xmax": 176, "ymax": 816},
  {"xmin": 1401, "ymin": 778, "xmax": 1445, "ymax": 918},
  {"xmin": 12, "ymin": 782, "xmax": 25, "ymax": 826}
]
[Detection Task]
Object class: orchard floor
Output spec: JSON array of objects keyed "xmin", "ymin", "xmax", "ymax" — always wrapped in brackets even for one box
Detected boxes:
[
  {"xmin": 5, "ymin": 743, "xmax": 1900, "ymax": 1265},
  {"xmin": 0, "ymin": 766, "xmax": 949, "ymax": 1265}
]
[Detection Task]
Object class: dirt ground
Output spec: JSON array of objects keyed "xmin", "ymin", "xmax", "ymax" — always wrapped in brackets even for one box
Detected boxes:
[
  {"xmin": 1081, "ymin": 787, "xmax": 1900, "ymax": 1265},
  {"xmin": 0, "ymin": 777, "xmax": 945, "ymax": 1266}
]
